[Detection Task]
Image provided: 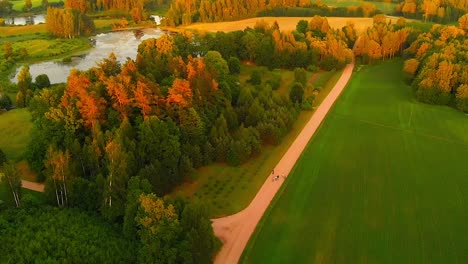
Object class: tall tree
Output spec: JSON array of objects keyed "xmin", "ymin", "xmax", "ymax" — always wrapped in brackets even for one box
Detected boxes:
[
  {"xmin": 45, "ymin": 147, "xmax": 71, "ymax": 207},
  {"xmin": 3, "ymin": 161, "xmax": 22, "ymax": 208}
]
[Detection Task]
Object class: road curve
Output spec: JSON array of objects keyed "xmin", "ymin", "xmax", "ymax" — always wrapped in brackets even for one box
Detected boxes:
[{"xmin": 211, "ymin": 62, "xmax": 355, "ymax": 264}]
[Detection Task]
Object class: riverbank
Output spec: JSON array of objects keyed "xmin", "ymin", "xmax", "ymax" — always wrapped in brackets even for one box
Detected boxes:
[{"xmin": 0, "ymin": 18, "xmax": 160, "ymax": 84}]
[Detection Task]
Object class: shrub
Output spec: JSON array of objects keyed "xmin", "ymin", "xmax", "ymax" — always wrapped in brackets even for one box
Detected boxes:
[
  {"xmin": 290, "ymin": 82, "xmax": 304, "ymax": 104},
  {"xmin": 248, "ymin": 70, "xmax": 262, "ymax": 85}
]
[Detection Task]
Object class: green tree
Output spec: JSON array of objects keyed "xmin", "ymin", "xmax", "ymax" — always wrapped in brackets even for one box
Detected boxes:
[
  {"xmin": 228, "ymin": 56, "xmax": 241, "ymax": 74},
  {"xmin": 248, "ymin": 70, "xmax": 262, "ymax": 85},
  {"xmin": 102, "ymin": 135, "xmax": 129, "ymax": 221},
  {"xmin": 24, "ymin": 0, "xmax": 32, "ymax": 11},
  {"xmin": 4, "ymin": 161, "xmax": 22, "ymax": 208},
  {"xmin": 3, "ymin": 41, "xmax": 12, "ymax": 59},
  {"xmin": 136, "ymin": 193, "xmax": 182, "ymax": 263},
  {"xmin": 180, "ymin": 202, "xmax": 219, "ymax": 264},
  {"xmin": 294, "ymin": 67, "xmax": 308, "ymax": 85},
  {"xmin": 35, "ymin": 74, "xmax": 50, "ymax": 89},
  {"xmin": 0, "ymin": 93, "xmax": 12, "ymax": 109},
  {"xmin": 289, "ymin": 82, "xmax": 304, "ymax": 104},
  {"xmin": 123, "ymin": 176, "xmax": 152, "ymax": 240},
  {"xmin": 203, "ymin": 51, "xmax": 229, "ymax": 80},
  {"xmin": 0, "ymin": 148, "xmax": 6, "ymax": 166},
  {"xmin": 296, "ymin": 20, "xmax": 309, "ymax": 34}
]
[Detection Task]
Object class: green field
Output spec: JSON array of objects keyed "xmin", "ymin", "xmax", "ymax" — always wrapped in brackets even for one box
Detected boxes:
[
  {"xmin": 172, "ymin": 66, "xmax": 343, "ymax": 217},
  {"xmin": 242, "ymin": 59, "xmax": 468, "ymax": 263},
  {"xmin": 10, "ymin": 0, "xmax": 61, "ymax": 11},
  {"xmin": 0, "ymin": 109, "xmax": 32, "ymax": 161},
  {"xmin": 320, "ymin": 0, "xmax": 397, "ymax": 14}
]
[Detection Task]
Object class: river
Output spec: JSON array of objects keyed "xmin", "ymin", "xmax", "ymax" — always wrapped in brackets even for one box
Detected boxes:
[
  {"xmin": 11, "ymin": 28, "xmax": 165, "ymax": 84},
  {"xmin": 4, "ymin": 14, "xmax": 45, "ymax": 25}
]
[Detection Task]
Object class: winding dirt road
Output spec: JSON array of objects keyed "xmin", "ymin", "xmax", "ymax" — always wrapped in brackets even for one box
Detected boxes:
[{"xmin": 211, "ymin": 62, "xmax": 355, "ymax": 264}]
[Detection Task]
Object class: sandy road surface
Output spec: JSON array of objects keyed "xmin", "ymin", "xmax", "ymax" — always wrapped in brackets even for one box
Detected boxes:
[
  {"xmin": 22, "ymin": 180, "xmax": 45, "ymax": 192},
  {"xmin": 211, "ymin": 62, "xmax": 355, "ymax": 264}
]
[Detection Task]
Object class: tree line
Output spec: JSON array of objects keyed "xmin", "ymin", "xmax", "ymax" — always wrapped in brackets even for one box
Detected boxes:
[
  {"xmin": 395, "ymin": 0, "xmax": 467, "ymax": 23},
  {"xmin": 45, "ymin": 6, "xmax": 95, "ymax": 38},
  {"xmin": 403, "ymin": 14, "xmax": 468, "ymax": 112}
]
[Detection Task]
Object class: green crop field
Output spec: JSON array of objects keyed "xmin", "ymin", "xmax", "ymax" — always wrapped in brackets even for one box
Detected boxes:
[
  {"xmin": 0, "ymin": 109, "xmax": 32, "ymax": 161},
  {"xmin": 10, "ymin": 0, "xmax": 61, "ymax": 11},
  {"xmin": 242, "ymin": 59, "xmax": 468, "ymax": 263},
  {"xmin": 320, "ymin": 0, "xmax": 397, "ymax": 14}
]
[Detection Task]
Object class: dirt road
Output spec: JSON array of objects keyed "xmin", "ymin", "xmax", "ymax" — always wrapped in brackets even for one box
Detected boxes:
[
  {"xmin": 211, "ymin": 62, "xmax": 355, "ymax": 264},
  {"xmin": 22, "ymin": 180, "xmax": 45, "ymax": 192}
]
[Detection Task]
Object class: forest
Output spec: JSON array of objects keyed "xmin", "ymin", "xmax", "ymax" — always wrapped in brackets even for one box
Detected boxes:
[{"xmin": 403, "ymin": 14, "xmax": 468, "ymax": 111}]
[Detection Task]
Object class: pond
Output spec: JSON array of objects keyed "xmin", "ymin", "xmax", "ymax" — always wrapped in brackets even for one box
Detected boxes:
[
  {"xmin": 11, "ymin": 28, "xmax": 165, "ymax": 84},
  {"xmin": 4, "ymin": 14, "xmax": 45, "ymax": 25}
]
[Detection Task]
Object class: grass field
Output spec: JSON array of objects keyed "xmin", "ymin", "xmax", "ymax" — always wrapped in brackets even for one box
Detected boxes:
[
  {"xmin": 10, "ymin": 0, "xmax": 61, "ymax": 11},
  {"xmin": 242, "ymin": 59, "xmax": 468, "ymax": 263},
  {"xmin": 172, "ymin": 66, "xmax": 343, "ymax": 217},
  {"xmin": 182, "ymin": 16, "xmax": 405, "ymax": 34},
  {"xmin": 320, "ymin": 0, "xmax": 397, "ymax": 14},
  {"xmin": 0, "ymin": 109, "xmax": 32, "ymax": 161}
]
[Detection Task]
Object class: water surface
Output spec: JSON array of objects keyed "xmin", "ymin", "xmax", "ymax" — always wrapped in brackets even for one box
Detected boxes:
[{"xmin": 12, "ymin": 28, "xmax": 164, "ymax": 84}]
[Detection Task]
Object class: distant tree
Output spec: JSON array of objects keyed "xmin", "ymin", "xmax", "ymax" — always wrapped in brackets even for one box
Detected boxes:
[
  {"xmin": 290, "ymin": 82, "xmax": 304, "ymax": 104},
  {"xmin": 296, "ymin": 20, "xmax": 308, "ymax": 34},
  {"xmin": 0, "ymin": 148, "xmax": 6, "ymax": 166},
  {"xmin": 294, "ymin": 67, "xmax": 307, "ymax": 86},
  {"xmin": 228, "ymin": 57, "xmax": 241, "ymax": 75},
  {"xmin": 35, "ymin": 74, "xmax": 51, "ymax": 89},
  {"xmin": 4, "ymin": 161, "xmax": 22, "ymax": 208},
  {"xmin": 0, "ymin": 0, "xmax": 13, "ymax": 16},
  {"xmin": 0, "ymin": 93, "xmax": 12, "ymax": 109},
  {"xmin": 248, "ymin": 70, "xmax": 262, "ymax": 85},
  {"xmin": 3, "ymin": 41, "xmax": 12, "ymax": 59},
  {"xmin": 16, "ymin": 66, "xmax": 33, "ymax": 107},
  {"xmin": 456, "ymin": 84, "xmax": 468, "ymax": 112},
  {"xmin": 42, "ymin": 0, "xmax": 48, "ymax": 8},
  {"xmin": 23, "ymin": 0, "xmax": 32, "ymax": 11}
]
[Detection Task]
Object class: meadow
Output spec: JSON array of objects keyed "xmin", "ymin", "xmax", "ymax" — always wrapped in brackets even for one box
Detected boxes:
[
  {"xmin": 10, "ymin": 0, "xmax": 61, "ymax": 11},
  {"xmin": 172, "ymin": 65, "xmax": 344, "ymax": 217},
  {"xmin": 242, "ymin": 59, "xmax": 468, "ymax": 263},
  {"xmin": 320, "ymin": 0, "xmax": 398, "ymax": 14},
  {"xmin": 0, "ymin": 109, "xmax": 32, "ymax": 161}
]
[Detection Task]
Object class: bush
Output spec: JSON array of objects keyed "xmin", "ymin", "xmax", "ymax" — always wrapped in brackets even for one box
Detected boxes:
[
  {"xmin": 35, "ymin": 74, "xmax": 51, "ymax": 89},
  {"xmin": 307, "ymin": 65, "xmax": 319, "ymax": 72},
  {"xmin": 294, "ymin": 67, "xmax": 307, "ymax": 85},
  {"xmin": 0, "ymin": 93, "xmax": 12, "ymax": 109},
  {"xmin": 266, "ymin": 73, "xmax": 281, "ymax": 90},
  {"xmin": 228, "ymin": 57, "xmax": 241, "ymax": 74},
  {"xmin": 289, "ymin": 82, "xmax": 304, "ymax": 104},
  {"xmin": 0, "ymin": 148, "xmax": 6, "ymax": 166},
  {"xmin": 248, "ymin": 70, "xmax": 262, "ymax": 85}
]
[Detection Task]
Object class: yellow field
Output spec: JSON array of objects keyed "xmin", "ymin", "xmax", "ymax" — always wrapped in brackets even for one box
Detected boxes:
[
  {"xmin": 0, "ymin": 24, "xmax": 47, "ymax": 36},
  {"xmin": 182, "ymin": 16, "xmax": 403, "ymax": 34}
]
